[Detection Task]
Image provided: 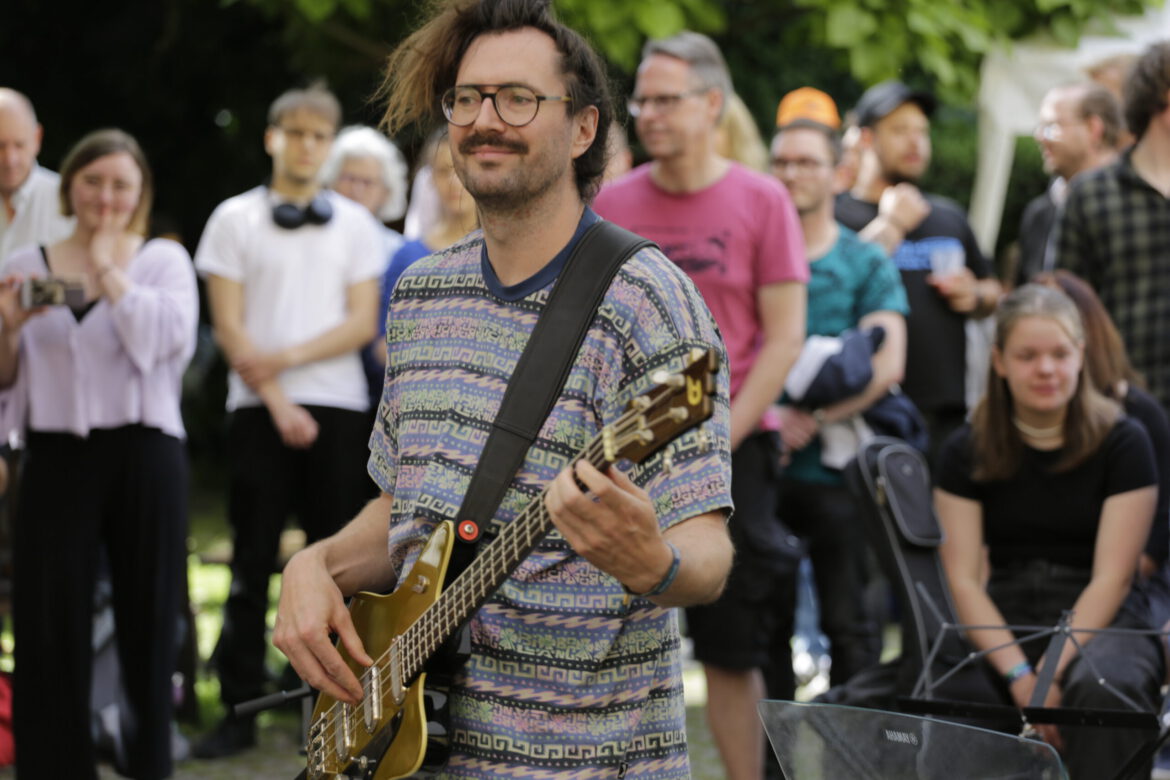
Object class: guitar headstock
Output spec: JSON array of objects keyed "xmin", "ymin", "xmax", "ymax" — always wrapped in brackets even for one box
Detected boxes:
[{"xmin": 604, "ymin": 347, "xmax": 719, "ymax": 464}]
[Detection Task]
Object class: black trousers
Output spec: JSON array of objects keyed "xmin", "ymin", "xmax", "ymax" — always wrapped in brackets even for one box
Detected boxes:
[
  {"xmin": 772, "ymin": 479, "xmax": 881, "ymax": 691},
  {"xmin": 989, "ymin": 560, "xmax": 1164, "ymax": 780},
  {"xmin": 13, "ymin": 426, "xmax": 188, "ymax": 780},
  {"xmin": 686, "ymin": 433, "xmax": 799, "ymax": 670},
  {"xmin": 214, "ymin": 405, "xmax": 375, "ymax": 706}
]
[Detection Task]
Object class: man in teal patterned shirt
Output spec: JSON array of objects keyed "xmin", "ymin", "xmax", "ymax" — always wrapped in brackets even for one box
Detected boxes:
[
  {"xmin": 767, "ymin": 87, "xmax": 908, "ymax": 708},
  {"xmin": 273, "ymin": 1, "xmax": 734, "ymax": 777}
]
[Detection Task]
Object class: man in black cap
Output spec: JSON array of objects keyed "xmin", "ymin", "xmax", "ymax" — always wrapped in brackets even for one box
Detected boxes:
[{"xmin": 836, "ymin": 80, "xmax": 1001, "ymax": 463}]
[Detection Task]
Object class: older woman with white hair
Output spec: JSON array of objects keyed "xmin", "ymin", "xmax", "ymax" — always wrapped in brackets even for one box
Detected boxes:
[
  {"xmin": 322, "ymin": 124, "xmax": 409, "ymax": 252},
  {"xmin": 321, "ymin": 125, "xmax": 410, "ymax": 401}
]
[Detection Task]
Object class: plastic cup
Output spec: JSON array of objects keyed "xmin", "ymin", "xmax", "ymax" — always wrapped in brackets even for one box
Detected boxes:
[{"xmin": 929, "ymin": 246, "xmax": 964, "ymax": 277}]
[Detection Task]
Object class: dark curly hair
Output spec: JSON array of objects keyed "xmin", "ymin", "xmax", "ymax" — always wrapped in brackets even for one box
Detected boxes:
[
  {"xmin": 378, "ymin": 0, "xmax": 613, "ymax": 203},
  {"xmin": 1124, "ymin": 41, "xmax": 1170, "ymax": 140}
]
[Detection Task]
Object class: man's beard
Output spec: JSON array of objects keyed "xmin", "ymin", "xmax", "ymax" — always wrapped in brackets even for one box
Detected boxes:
[
  {"xmin": 794, "ymin": 192, "xmax": 829, "ymax": 217},
  {"xmin": 456, "ymin": 131, "xmax": 564, "ymax": 213},
  {"xmin": 883, "ymin": 168, "xmax": 920, "ymax": 187}
]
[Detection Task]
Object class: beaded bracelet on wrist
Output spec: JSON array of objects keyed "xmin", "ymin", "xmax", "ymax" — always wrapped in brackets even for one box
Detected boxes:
[
  {"xmin": 1003, "ymin": 660, "xmax": 1033, "ymax": 684},
  {"xmin": 624, "ymin": 541, "xmax": 681, "ymax": 599}
]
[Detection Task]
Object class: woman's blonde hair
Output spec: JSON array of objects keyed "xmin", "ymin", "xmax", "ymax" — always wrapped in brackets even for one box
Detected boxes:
[
  {"xmin": 1032, "ymin": 270, "xmax": 1144, "ymax": 398},
  {"xmin": 715, "ymin": 93, "xmax": 768, "ymax": 172},
  {"xmin": 970, "ymin": 283, "xmax": 1119, "ymax": 481}
]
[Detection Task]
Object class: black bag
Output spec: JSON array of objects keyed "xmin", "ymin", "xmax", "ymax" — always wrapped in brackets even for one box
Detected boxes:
[{"xmin": 821, "ymin": 437, "xmax": 1006, "ymax": 722}]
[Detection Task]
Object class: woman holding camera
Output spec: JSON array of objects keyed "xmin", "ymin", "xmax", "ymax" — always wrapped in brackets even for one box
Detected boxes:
[
  {"xmin": 935, "ymin": 284, "xmax": 1163, "ymax": 778},
  {"xmin": 0, "ymin": 129, "xmax": 197, "ymax": 779}
]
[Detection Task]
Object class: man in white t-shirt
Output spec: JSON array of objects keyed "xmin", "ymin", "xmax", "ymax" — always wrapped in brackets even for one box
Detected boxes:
[
  {"xmin": 0, "ymin": 88, "xmax": 74, "ymax": 264},
  {"xmin": 192, "ymin": 84, "xmax": 384, "ymax": 758}
]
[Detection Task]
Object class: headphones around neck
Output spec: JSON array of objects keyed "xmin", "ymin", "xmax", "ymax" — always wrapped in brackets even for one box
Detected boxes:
[{"xmin": 272, "ymin": 193, "xmax": 333, "ymax": 230}]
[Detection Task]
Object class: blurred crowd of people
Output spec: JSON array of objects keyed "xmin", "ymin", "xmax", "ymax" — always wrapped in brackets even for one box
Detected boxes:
[{"xmin": 1, "ymin": 12, "xmax": 1169, "ymax": 780}]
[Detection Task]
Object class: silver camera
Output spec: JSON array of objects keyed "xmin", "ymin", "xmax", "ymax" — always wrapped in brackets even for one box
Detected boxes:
[{"xmin": 20, "ymin": 277, "xmax": 86, "ymax": 309}]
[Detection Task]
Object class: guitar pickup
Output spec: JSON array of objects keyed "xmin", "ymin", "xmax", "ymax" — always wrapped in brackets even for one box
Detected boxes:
[
  {"xmin": 363, "ymin": 665, "xmax": 383, "ymax": 732},
  {"xmin": 336, "ymin": 702, "xmax": 354, "ymax": 756}
]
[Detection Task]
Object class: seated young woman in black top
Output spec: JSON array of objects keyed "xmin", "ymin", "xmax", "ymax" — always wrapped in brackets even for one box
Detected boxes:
[{"xmin": 935, "ymin": 284, "xmax": 1163, "ymax": 779}]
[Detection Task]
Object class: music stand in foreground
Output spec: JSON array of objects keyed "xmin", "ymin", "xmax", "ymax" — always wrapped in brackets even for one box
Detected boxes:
[{"xmin": 901, "ymin": 591, "xmax": 1167, "ymax": 780}]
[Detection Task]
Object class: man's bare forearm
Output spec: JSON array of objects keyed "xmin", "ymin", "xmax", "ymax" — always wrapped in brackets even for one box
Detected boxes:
[
  {"xmin": 303, "ymin": 492, "xmax": 399, "ymax": 598},
  {"xmin": 651, "ymin": 511, "xmax": 733, "ymax": 607}
]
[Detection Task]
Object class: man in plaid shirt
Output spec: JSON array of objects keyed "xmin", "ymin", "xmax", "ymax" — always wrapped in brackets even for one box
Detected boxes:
[{"xmin": 1055, "ymin": 41, "xmax": 1170, "ymax": 413}]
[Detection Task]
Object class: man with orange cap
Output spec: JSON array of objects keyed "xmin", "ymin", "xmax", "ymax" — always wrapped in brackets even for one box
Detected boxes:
[{"xmin": 767, "ymin": 87, "xmax": 908, "ymax": 705}]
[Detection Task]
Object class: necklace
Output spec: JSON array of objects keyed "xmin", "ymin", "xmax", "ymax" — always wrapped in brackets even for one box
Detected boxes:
[{"xmin": 1012, "ymin": 416, "xmax": 1063, "ymax": 439}]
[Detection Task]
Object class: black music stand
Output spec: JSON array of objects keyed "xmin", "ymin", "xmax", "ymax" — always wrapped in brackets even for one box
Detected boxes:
[
  {"xmin": 900, "ymin": 589, "xmax": 1168, "ymax": 780},
  {"xmin": 760, "ymin": 698, "xmax": 1066, "ymax": 779}
]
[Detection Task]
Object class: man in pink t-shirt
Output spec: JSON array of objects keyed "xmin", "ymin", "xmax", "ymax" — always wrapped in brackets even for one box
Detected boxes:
[{"xmin": 594, "ymin": 31, "xmax": 808, "ymax": 780}]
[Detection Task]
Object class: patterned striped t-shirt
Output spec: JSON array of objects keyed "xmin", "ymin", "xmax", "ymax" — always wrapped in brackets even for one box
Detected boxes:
[{"xmin": 368, "ymin": 227, "xmax": 733, "ymax": 779}]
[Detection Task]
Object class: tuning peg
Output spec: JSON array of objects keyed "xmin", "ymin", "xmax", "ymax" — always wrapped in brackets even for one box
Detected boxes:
[
  {"xmin": 661, "ymin": 445, "xmax": 675, "ymax": 476},
  {"xmin": 697, "ymin": 429, "xmax": 712, "ymax": 453},
  {"xmin": 650, "ymin": 370, "xmax": 684, "ymax": 388}
]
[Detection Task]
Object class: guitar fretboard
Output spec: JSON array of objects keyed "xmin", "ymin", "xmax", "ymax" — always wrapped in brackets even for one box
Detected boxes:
[
  {"xmin": 307, "ymin": 348, "xmax": 717, "ymax": 777},
  {"xmin": 395, "ymin": 413, "xmax": 639, "ymax": 682}
]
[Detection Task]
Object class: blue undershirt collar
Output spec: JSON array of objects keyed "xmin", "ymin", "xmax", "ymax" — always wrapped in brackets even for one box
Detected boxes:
[{"xmin": 481, "ymin": 207, "xmax": 601, "ymax": 302}]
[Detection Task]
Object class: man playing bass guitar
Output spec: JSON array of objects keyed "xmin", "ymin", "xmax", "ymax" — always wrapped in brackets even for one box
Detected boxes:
[{"xmin": 273, "ymin": 1, "xmax": 735, "ymax": 778}]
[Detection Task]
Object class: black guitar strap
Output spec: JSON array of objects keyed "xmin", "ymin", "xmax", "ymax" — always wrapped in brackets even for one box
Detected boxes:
[{"xmin": 442, "ymin": 219, "xmax": 654, "ymax": 587}]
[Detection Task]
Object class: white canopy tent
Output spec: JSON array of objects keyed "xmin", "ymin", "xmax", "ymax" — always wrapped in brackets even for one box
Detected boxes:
[{"xmin": 968, "ymin": 5, "xmax": 1170, "ymax": 256}]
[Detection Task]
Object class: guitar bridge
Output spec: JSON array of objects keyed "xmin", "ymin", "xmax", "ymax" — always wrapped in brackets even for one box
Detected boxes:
[{"xmin": 306, "ymin": 714, "xmax": 329, "ymax": 777}]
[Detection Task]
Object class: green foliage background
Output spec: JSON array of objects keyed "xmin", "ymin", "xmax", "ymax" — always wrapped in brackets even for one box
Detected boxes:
[
  {"xmin": 221, "ymin": 0, "xmax": 1157, "ymax": 268},
  {"xmin": 231, "ymin": 0, "xmax": 1160, "ymax": 100},
  {"xmin": 1, "ymin": 0, "xmax": 1160, "ymax": 319}
]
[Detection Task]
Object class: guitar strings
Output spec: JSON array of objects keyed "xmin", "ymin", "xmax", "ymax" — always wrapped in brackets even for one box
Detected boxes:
[
  {"xmin": 310, "ymin": 430, "xmax": 611, "ymax": 765},
  {"xmin": 311, "ymin": 428, "xmax": 615, "ymax": 761},
  {"xmin": 308, "ymin": 396, "xmax": 690, "ymax": 765},
  {"xmin": 310, "ymin": 393, "xmax": 696, "ymax": 763},
  {"xmin": 310, "ymin": 399, "xmax": 677, "ymax": 764}
]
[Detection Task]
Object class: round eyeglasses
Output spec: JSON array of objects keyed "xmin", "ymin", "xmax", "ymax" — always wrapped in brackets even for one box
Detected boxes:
[
  {"xmin": 441, "ymin": 85, "xmax": 573, "ymax": 128},
  {"xmin": 1034, "ymin": 121, "xmax": 1066, "ymax": 142},
  {"xmin": 627, "ymin": 89, "xmax": 709, "ymax": 118},
  {"xmin": 770, "ymin": 157, "xmax": 831, "ymax": 176}
]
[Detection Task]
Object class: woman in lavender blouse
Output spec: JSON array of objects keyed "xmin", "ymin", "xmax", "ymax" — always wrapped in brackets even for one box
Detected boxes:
[{"xmin": 0, "ymin": 129, "xmax": 197, "ymax": 780}]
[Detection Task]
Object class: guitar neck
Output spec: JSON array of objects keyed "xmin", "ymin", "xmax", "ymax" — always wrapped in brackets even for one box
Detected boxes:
[
  {"xmin": 399, "ymin": 428, "xmax": 614, "ymax": 682},
  {"xmin": 304, "ymin": 350, "xmax": 716, "ymax": 780},
  {"xmin": 384, "ymin": 347, "xmax": 717, "ymax": 687}
]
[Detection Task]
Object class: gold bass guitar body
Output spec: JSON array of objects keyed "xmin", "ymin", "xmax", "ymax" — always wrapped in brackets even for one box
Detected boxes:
[
  {"xmin": 303, "ymin": 521, "xmax": 458, "ymax": 780},
  {"xmin": 293, "ymin": 348, "xmax": 721, "ymax": 780}
]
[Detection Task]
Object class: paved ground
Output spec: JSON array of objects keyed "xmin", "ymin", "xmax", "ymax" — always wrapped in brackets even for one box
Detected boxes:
[{"xmin": 0, "ymin": 712, "xmax": 305, "ymax": 780}]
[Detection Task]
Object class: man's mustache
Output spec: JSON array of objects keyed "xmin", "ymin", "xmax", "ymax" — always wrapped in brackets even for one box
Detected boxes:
[{"xmin": 458, "ymin": 133, "xmax": 528, "ymax": 155}]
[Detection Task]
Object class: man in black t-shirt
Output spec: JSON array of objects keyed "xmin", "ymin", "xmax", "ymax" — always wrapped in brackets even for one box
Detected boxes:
[{"xmin": 835, "ymin": 81, "xmax": 1002, "ymax": 462}]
